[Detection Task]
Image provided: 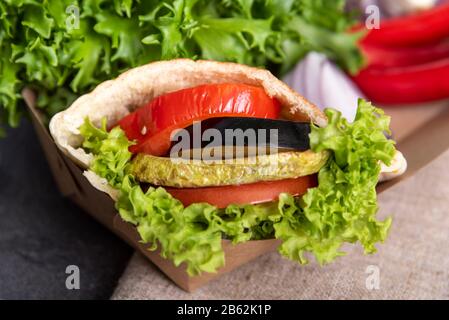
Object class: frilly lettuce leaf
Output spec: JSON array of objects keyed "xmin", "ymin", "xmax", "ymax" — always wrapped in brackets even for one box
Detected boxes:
[
  {"xmin": 274, "ymin": 99, "xmax": 395, "ymax": 264},
  {"xmin": 1, "ymin": 0, "xmax": 362, "ymax": 133},
  {"xmin": 79, "ymin": 99, "xmax": 396, "ymax": 275},
  {"xmin": 0, "ymin": 44, "xmax": 21, "ymax": 134},
  {"xmin": 79, "ymin": 118, "xmax": 133, "ymax": 188}
]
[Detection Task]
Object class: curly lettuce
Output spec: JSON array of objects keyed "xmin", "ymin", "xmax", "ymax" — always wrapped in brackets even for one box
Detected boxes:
[
  {"xmin": 80, "ymin": 118, "xmax": 282, "ymax": 275},
  {"xmin": 80, "ymin": 119, "xmax": 133, "ymax": 188},
  {"xmin": 79, "ymin": 99, "xmax": 395, "ymax": 275},
  {"xmin": 274, "ymin": 99, "xmax": 395, "ymax": 264},
  {"xmin": 1, "ymin": 0, "xmax": 362, "ymax": 134}
]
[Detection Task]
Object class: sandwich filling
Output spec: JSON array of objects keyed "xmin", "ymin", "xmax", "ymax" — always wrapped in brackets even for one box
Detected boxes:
[{"xmin": 78, "ymin": 83, "xmax": 397, "ymax": 276}]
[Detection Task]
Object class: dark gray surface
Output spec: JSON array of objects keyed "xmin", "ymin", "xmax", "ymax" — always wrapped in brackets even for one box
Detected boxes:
[{"xmin": 0, "ymin": 119, "xmax": 132, "ymax": 299}]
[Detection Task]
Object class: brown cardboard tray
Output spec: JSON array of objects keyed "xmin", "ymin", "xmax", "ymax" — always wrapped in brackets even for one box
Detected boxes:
[{"xmin": 22, "ymin": 88, "xmax": 449, "ymax": 292}]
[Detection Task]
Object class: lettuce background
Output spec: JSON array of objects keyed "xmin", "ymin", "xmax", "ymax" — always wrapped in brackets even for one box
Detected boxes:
[{"xmin": 0, "ymin": 0, "xmax": 363, "ymax": 136}]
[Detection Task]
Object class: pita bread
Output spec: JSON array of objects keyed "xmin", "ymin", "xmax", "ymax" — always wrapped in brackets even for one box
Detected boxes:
[{"xmin": 49, "ymin": 59, "xmax": 327, "ymax": 169}]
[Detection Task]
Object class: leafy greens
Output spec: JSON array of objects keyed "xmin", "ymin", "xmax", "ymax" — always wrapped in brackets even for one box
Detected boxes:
[
  {"xmin": 0, "ymin": 0, "xmax": 363, "ymax": 135},
  {"xmin": 79, "ymin": 99, "xmax": 395, "ymax": 275}
]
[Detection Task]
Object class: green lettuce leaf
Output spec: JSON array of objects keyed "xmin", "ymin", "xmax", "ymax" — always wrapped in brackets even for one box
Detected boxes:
[
  {"xmin": 274, "ymin": 99, "xmax": 395, "ymax": 264},
  {"xmin": 0, "ymin": 44, "xmax": 21, "ymax": 133},
  {"xmin": 79, "ymin": 99, "xmax": 396, "ymax": 275},
  {"xmin": 1, "ymin": 0, "xmax": 362, "ymax": 133},
  {"xmin": 79, "ymin": 118, "xmax": 133, "ymax": 188}
]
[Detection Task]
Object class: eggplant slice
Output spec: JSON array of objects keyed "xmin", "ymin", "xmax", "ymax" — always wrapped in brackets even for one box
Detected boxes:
[{"xmin": 170, "ymin": 117, "xmax": 312, "ymax": 154}]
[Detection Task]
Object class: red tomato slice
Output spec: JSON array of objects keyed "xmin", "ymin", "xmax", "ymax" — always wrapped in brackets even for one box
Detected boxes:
[
  {"xmin": 118, "ymin": 84, "xmax": 280, "ymax": 156},
  {"xmin": 165, "ymin": 175, "xmax": 317, "ymax": 209}
]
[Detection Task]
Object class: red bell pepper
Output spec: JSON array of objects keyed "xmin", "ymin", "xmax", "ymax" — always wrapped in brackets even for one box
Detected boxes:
[
  {"xmin": 361, "ymin": 2, "xmax": 449, "ymax": 47},
  {"xmin": 352, "ymin": 57, "xmax": 449, "ymax": 104},
  {"xmin": 361, "ymin": 41, "xmax": 449, "ymax": 68}
]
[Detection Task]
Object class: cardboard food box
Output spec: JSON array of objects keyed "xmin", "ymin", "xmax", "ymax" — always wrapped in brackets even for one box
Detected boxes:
[{"xmin": 22, "ymin": 88, "xmax": 449, "ymax": 292}]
